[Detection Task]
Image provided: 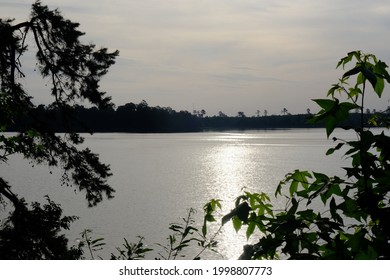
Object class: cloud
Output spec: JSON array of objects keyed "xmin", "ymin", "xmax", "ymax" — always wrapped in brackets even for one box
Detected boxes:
[{"xmin": 3, "ymin": 0, "xmax": 390, "ymax": 115}]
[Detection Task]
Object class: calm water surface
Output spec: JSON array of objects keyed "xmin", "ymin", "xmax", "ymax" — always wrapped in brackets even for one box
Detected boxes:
[{"xmin": 0, "ymin": 129, "xmax": 356, "ymax": 259}]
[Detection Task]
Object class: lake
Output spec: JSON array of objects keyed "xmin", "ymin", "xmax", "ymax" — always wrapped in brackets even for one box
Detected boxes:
[{"xmin": 0, "ymin": 128, "xmax": 356, "ymax": 259}]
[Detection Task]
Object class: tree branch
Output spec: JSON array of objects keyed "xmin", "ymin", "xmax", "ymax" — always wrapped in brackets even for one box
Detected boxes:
[{"xmin": 0, "ymin": 177, "xmax": 23, "ymax": 209}]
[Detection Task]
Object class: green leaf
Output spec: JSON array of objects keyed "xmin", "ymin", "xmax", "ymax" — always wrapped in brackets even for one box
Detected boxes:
[
  {"xmin": 325, "ymin": 118, "xmax": 337, "ymax": 137},
  {"xmin": 202, "ymin": 221, "xmax": 207, "ymax": 236},
  {"xmin": 260, "ymin": 192, "xmax": 271, "ymax": 202},
  {"xmin": 289, "ymin": 180, "xmax": 298, "ymax": 196},
  {"xmin": 330, "ymin": 197, "xmax": 343, "ymax": 224},
  {"xmin": 348, "ymin": 87, "xmax": 362, "ymax": 99},
  {"xmin": 288, "ymin": 170, "xmax": 312, "ymax": 195},
  {"xmin": 312, "ymin": 172, "xmax": 329, "ymax": 182},
  {"xmin": 297, "ymin": 209, "xmax": 316, "ymax": 221},
  {"xmin": 374, "ymin": 77, "xmax": 384, "ymax": 97},
  {"xmin": 313, "ymin": 99, "xmax": 338, "ymax": 111},
  {"xmin": 232, "ymin": 216, "xmax": 242, "ymax": 233},
  {"xmin": 309, "ymin": 99, "xmax": 340, "ymax": 135},
  {"xmin": 342, "ymin": 66, "xmax": 362, "ymax": 79},
  {"xmin": 374, "ymin": 60, "xmax": 390, "ymax": 82},
  {"xmin": 204, "ymin": 199, "xmax": 222, "ymax": 213},
  {"xmin": 275, "ymin": 181, "xmax": 284, "ymax": 197},
  {"xmin": 356, "ymin": 72, "xmax": 365, "ymax": 85},
  {"xmin": 361, "ymin": 66, "xmax": 377, "ymax": 89},
  {"xmin": 205, "ymin": 213, "xmax": 215, "ymax": 222},
  {"xmin": 246, "ymin": 221, "xmax": 256, "ymax": 240},
  {"xmin": 326, "ymin": 142, "xmax": 345, "ymax": 155},
  {"xmin": 323, "ymin": 101, "xmax": 358, "ymax": 137},
  {"xmin": 352, "ymin": 152, "xmax": 361, "ymax": 167},
  {"xmin": 327, "ymin": 84, "xmax": 342, "ymax": 96},
  {"xmin": 337, "ymin": 51, "xmax": 361, "ymax": 69},
  {"xmin": 210, "ymin": 199, "xmax": 222, "ymax": 210}
]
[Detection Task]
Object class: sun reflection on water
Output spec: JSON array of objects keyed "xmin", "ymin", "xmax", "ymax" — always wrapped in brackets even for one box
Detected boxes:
[
  {"xmin": 202, "ymin": 134, "xmax": 269, "ymax": 259},
  {"xmin": 0, "ymin": 130, "xmax": 352, "ymax": 260},
  {"xmin": 199, "ymin": 130, "xmax": 351, "ymax": 259}
]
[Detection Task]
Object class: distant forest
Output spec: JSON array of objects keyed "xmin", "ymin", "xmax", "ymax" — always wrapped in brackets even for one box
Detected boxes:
[{"xmin": 9, "ymin": 100, "xmax": 386, "ymax": 133}]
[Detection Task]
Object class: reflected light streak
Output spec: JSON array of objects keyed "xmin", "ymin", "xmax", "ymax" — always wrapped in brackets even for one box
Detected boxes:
[{"xmin": 204, "ymin": 136, "xmax": 264, "ymax": 259}]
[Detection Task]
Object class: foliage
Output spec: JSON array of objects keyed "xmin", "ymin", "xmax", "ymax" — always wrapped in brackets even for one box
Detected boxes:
[
  {"xmin": 78, "ymin": 207, "xmax": 221, "ymax": 260},
  {"xmin": 77, "ymin": 229, "xmax": 106, "ymax": 260},
  {"xmin": 7, "ymin": 100, "xmax": 202, "ymax": 133},
  {"xmin": 156, "ymin": 208, "xmax": 202, "ymax": 260},
  {"xmin": 2, "ymin": 3, "xmax": 389, "ymax": 260},
  {"xmin": 0, "ymin": 1, "xmax": 118, "ymax": 259},
  {"xmin": 153, "ymin": 207, "xmax": 221, "ymax": 260},
  {"xmin": 0, "ymin": 195, "xmax": 82, "ymax": 259},
  {"xmin": 110, "ymin": 236, "xmax": 153, "ymax": 260},
  {"xmin": 77, "ymin": 229, "xmax": 152, "ymax": 260},
  {"xmin": 218, "ymin": 51, "xmax": 390, "ymax": 259},
  {"xmin": 5, "ymin": 100, "xmax": 348, "ymax": 133}
]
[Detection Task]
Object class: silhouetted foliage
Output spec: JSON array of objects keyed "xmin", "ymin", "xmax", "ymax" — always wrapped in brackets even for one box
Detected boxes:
[
  {"xmin": 0, "ymin": 194, "xmax": 81, "ymax": 259},
  {"xmin": 8, "ymin": 101, "xmax": 383, "ymax": 133},
  {"xmin": 2, "ymin": 3, "xmax": 390, "ymax": 261},
  {"xmin": 0, "ymin": 1, "xmax": 118, "ymax": 259},
  {"xmin": 211, "ymin": 51, "xmax": 390, "ymax": 259}
]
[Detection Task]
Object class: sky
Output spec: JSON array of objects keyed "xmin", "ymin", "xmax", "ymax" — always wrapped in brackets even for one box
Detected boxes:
[{"xmin": 2, "ymin": 0, "xmax": 390, "ymax": 116}]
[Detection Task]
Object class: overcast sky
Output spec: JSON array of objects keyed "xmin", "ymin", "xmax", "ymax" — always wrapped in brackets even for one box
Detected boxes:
[{"xmin": 2, "ymin": 0, "xmax": 390, "ymax": 116}]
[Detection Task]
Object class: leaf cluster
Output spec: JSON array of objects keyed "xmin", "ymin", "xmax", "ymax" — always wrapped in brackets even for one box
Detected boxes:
[
  {"xmin": 157, "ymin": 207, "xmax": 221, "ymax": 260},
  {"xmin": 110, "ymin": 236, "xmax": 153, "ymax": 260},
  {"xmin": 215, "ymin": 51, "xmax": 390, "ymax": 259},
  {"xmin": 0, "ymin": 0, "xmax": 118, "ymax": 209},
  {"xmin": 309, "ymin": 51, "xmax": 390, "ymax": 137},
  {"xmin": 0, "ymin": 1, "xmax": 118, "ymax": 259},
  {"xmin": 29, "ymin": 2, "xmax": 119, "ymax": 108},
  {"xmin": 0, "ymin": 195, "xmax": 82, "ymax": 259}
]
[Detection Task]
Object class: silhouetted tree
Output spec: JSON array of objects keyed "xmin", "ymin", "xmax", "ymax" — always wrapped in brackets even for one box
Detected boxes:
[
  {"xmin": 218, "ymin": 111, "xmax": 227, "ymax": 117},
  {"xmin": 193, "ymin": 109, "xmax": 206, "ymax": 118},
  {"xmin": 0, "ymin": 1, "xmax": 118, "ymax": 259},
  {"xmin": 237, "ymin": 111, "xmax": 246, "ymax": 118}
]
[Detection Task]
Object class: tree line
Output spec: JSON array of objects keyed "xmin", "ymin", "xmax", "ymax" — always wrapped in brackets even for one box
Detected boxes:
[
  {"xmin": 2, "ymin": 1, "xmax": 390, "ymax": 261},
  {"xmin": 7, "ymin": 99, "xmax": 386, "ymax": 133}
]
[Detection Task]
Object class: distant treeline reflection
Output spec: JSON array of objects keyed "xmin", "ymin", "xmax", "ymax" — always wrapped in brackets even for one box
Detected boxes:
[{"xmin": 10, "ymin": 101, "xmax": 383, "ymax": 133}]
